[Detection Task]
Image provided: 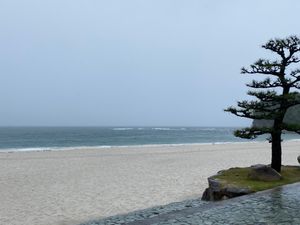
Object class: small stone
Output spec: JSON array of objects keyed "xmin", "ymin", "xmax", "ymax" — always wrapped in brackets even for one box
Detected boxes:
[{"xmin": 248, "ymin": 164, "xmax": 282, "ymax": 181}]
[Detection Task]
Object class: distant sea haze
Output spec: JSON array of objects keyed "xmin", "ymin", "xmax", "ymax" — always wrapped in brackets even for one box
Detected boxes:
[{"xmin": 0, "ymin": 127, "xmax": 299, "ymax": 152}]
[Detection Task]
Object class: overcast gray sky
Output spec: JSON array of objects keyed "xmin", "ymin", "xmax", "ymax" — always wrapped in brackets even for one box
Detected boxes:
[{"xmin": 0, "ymin": 0, "xmax": 299, "ymax": 126}]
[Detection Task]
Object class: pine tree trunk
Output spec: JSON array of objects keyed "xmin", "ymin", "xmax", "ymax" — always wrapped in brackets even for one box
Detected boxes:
[{"xmin": 271, "ymin": 132, "xmax": 282, "ymax": 173}]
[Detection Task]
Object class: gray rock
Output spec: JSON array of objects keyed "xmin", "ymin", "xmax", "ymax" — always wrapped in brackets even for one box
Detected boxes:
[
  {"xmin": 201, "ymin": 176, "xmax": 253, "ymax": 201},
  {"xmin": 225, "ymin": 187, "xmax": 253, "ymax": 197},
  {"xmin": 201, "ymin": 188, "xmax": 210, "ymax": 201},
  {"xmin": 248, "ymin": 164, "xmax": 282, "ymax": 181}
]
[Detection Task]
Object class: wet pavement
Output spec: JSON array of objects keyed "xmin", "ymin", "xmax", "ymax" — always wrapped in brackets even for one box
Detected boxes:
[{"xmin": 81, "ymin": 182, "xmax": 300, "ymax": 225}]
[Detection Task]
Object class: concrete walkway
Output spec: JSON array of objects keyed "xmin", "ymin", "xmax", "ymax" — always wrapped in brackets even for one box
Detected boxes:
[{"xmin": 81, "ymin": 182, "xmax": 300, "ymax": 225}]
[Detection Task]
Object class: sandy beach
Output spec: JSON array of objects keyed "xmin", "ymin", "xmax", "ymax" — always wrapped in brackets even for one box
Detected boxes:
[{"xmin": 1, "ymin": 141, "xmax": 299, "ymax": 225}]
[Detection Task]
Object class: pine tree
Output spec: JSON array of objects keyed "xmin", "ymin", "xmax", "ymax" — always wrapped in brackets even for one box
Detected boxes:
[{"xmin": 225, "ymin": 36, "xmax": 300, "ymax": 173}]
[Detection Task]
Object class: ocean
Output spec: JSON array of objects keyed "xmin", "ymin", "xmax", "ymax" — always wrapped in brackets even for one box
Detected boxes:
[{"xmin": 0, "ymin": 127, "xmax": 299, "ymax": 152}]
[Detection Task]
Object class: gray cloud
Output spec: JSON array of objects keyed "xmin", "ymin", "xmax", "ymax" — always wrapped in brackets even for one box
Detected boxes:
[{"xmin": 0, "ymin": 0, "xmax": 299, "ymax": 126}]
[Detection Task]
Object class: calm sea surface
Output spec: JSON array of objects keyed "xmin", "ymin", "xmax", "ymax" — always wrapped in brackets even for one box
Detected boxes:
[{"xmin": 0, "ymin": 127, "xmax": 299, "ymax": 152}]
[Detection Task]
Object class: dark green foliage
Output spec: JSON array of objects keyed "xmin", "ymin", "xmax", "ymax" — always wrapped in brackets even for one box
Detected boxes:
[
  {"xmin": 225, "ymin": 36, "xmax": 300, "ymax": 172},
  {"xmin": 253, "ymin": 99, "xmax": 300, "ymax": 128}
]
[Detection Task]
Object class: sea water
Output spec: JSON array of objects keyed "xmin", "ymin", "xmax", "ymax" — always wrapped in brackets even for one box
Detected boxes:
[{"xmin": 0, "ymin": 127, "xmax": 299, "ymax": 152}]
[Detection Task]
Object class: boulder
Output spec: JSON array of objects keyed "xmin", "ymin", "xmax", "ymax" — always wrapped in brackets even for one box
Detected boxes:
[
  {"xmin": 201, "ymin": 165, "xmax": 283, "ymax": 201},
  {"xmin": 201, "ymin": 188, "xmax": 211, "ymax": 201},
  {"xmin": 248, "ymin": 164, "xmax": 282, "ymax": 181},
  {"xmin": 201, "ymin": 176, "xmax": 253, "ymax": 201}
]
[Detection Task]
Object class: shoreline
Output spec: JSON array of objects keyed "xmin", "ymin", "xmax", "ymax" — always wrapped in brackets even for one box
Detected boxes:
[
  {"xmin": 2, "ymin": 138, "xmax": 300, "ymax": 153},
  {"xmin": 1, "ymin": 141, "xmax": 299, "ymax": 225}
]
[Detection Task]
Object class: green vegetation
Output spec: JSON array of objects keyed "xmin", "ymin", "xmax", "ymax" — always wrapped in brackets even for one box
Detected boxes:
[{"xmin": 214, "ymin": 166, "xmax": 300, "ymax": 192}]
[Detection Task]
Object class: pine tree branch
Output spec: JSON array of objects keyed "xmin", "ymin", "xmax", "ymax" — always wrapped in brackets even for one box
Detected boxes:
[
  {"xmin": 290, "ymin": 69, "xmax": 300, "ymax": 78},
  {"xmin": 224, "ymin": 106, "xmax": 278, "ymax": 120},
  {"xmin": 286, "ymin": 56, "xmax": 300, "ymax": 66},
  {"xmin": 246, "ymin": 78, "xmax": 283, "ymax": 89},
  {"xmin": 247, "ymin": 90, "xmax": 278, "ymax": 101},
  {"xmin": 234, "ymin": 127, "xmax": 272, "ymax": 139},
  {"xmin": 237, "ymin": 100, "xmax": 279, "ymax": 111},
  {"xmin": 262, "ymin": 36, "xmax": 300, "ymax": 60},
  {"xmin": 241, "ymin": 59, "xmax": 281, "ymax": 76},
  {"xmin": 290, "ymin": 69, "xmax": 300, "ymax": 89},
  {"xmin": 282, "ymin": 92, "xmax": 300, "ymax": 107},
  {"xmin": 291, "ymin": 83, "xmax": 300, "ymax": 89},
  {"xmin": 262, "ymin": 40, "xmax": 285, "ymax": 59}
]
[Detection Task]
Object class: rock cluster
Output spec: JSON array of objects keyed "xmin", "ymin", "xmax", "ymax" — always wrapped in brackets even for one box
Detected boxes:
[
  {"xmin": 248, "ymin": 164, "xmax": 282, "ymax": 181},
  {"xmin": 201, "ymin": 172, "xmax": 253, "ymax": 201},
  {"xmin": 202, "ymin": 165, "xmax": 282, "ymax": 201}
]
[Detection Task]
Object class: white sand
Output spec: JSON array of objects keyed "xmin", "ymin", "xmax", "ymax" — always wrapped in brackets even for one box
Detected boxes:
[{"xmin": 0, "ymin": 141, "xmax": 299, "ymax": 225}]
